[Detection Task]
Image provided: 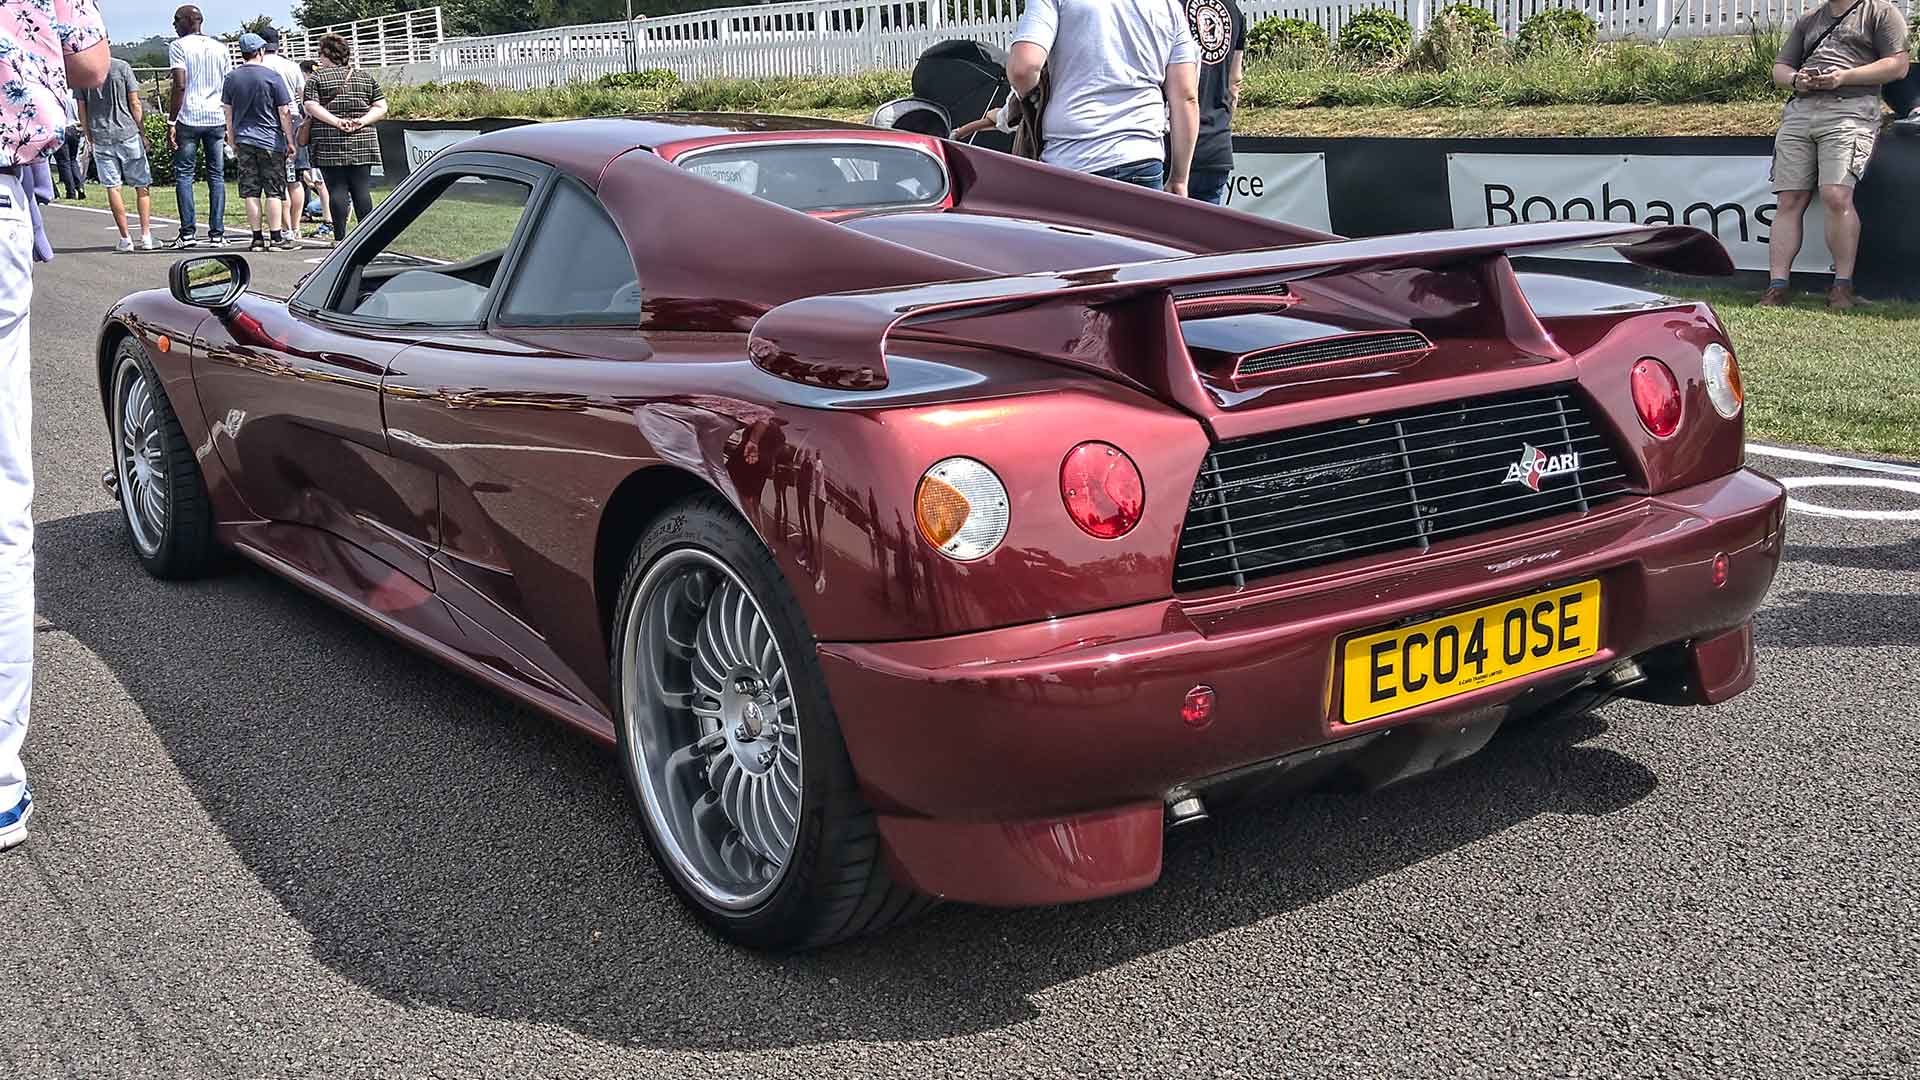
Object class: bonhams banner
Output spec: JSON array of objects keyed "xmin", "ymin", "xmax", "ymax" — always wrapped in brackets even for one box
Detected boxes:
[
  {"xmin": 1221, "ymin": 152, "xmax": 1333, "ymax": 233},
  {"xmin": 1446, "ymin": 153, "xmax": 1834, "ymax": 274}
]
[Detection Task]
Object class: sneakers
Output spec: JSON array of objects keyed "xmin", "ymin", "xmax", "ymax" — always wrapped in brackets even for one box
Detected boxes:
[
  {"xmin": 0, "ymin": 786, "xmax": 32, "ymax": 852},
  {"xmin": 274, "ymin": 234, "xmax": 301, "ymax": 251},
  {"xmin": 172, "ymin": 233, "xmax": 200, "ymax": 249},
  {"xmin": 248, "ymin": 234, "xmax": 269, "ymax": 252},
  {"xmin": 1755, "ymin": 286, "xmax": 1789, "ymax": 307},
  {"xmin": 115, "ymin": 234, "xmax": 133, "ymax": 253},
  {"xmin": 140, "ymin": 232, "xmax": 156, "ymax": 251},
  {"xmin": 208, "ymin": 233, "xmax": 232, "ymax": 247}
]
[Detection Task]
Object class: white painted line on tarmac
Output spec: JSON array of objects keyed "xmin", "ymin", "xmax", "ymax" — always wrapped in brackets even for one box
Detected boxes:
[
  {"xmin": 1776, "ymin": 476, "xmax": 1920, "ymax": 521},
  {"xmin": 1746, "ymin": 443, "xmax": 1920, "ymax": 478}
]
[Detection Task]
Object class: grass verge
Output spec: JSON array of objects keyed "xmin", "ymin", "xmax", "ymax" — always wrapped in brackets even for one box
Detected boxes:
[
  {"xmin": 1667, "ymin": 284, "xmax": 1920, "ymax": 459},
  {"xmin": 389, "ymin": 35, "xmax": 1792, "ymax": 126}
]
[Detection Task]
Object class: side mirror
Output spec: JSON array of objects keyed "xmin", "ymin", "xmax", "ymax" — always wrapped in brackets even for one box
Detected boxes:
[{"xmin": 168, "ymin": 254, "xmax": 250, "ymax": 311}]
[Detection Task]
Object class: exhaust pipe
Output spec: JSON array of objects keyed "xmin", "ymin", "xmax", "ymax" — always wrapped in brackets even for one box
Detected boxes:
[{"xmin": 1165, "ymin": 794, "xmax": 1208, "ymax": 829}]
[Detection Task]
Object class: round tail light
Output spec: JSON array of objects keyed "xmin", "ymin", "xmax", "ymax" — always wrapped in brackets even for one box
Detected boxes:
[
  {"xmin": 1701, "ymin": 343, "xmax": 1744, "ymax": 419},
  {"xmin": 1061, "ymin": 441, "xmax": 1145, "ymax": 539},
  {"xmin": 916, "ymin": 457, "xmax": 1010, "ymax": 561},
  {"xmin": 1630, "ymin": 358, "xmax": 1682, "ymax": 438}
]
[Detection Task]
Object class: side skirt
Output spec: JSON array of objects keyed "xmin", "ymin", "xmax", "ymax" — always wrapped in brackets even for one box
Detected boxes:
[{"xmin": 223, "ymin": 523, "xmax": 617, "ymax": 746}]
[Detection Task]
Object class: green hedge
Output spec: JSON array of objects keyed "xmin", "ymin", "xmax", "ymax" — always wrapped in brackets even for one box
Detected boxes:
[
  {"xmin": 1247, "ymin": 16, "xmax": 1329, "ymax": 57},
  {"xmin": 1516, "ymin": 8, "xmax": 1599, "ymax": 57}
]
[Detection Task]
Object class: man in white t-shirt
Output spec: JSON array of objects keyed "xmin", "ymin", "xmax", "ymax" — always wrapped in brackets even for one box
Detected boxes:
[
  {"xmin": 167, "ymin": 4, "xmax": 233, "ymax": 246},
  {"xmin": 259, "ymin": 27, "xmax": 306, "ymax": 241},
  {"xmin": 1006, "ymin": 0, "xmax": 1201, "ymax": 195}
]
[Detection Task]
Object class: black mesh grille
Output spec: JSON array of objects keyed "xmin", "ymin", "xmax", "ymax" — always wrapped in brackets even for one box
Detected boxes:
[
  {"xmin": 1237, "ymin": 331, "xmax": 1431, "ymax": 377},
  {"xmin": 1175, "ymin": 387, "xmax": 1632, "ymax": 591}
]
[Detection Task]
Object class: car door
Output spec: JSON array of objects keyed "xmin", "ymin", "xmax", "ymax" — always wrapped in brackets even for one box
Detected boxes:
[
  {"xmin": 381, "ymin": 173, "xmax": 652, "ymax": 709},
  {"xmin": 225, "ymin": 152, "xmax": 544, "ymax": 586},
  {"xmin": 192, "ymin": 267, "xmax": 425, "ymax": 582}
]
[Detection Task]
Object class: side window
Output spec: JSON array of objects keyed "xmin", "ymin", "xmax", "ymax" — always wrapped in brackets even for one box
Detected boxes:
[
  {"xmin": 340, "ymin": 173, "xmax": 532, "ymax": 325},
  {"xmin": 497, "ymin": 179, "xmax": 641, "ymax": 326}
]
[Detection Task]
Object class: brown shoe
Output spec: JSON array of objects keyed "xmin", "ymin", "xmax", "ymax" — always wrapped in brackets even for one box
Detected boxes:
[
  {"xmin": 1827, "ymin": 283, "xmax": 1868, "ymax": 310},
  {"xmin": 1756, "ymin": 286, "xmax": 1789, "ymax": 307}
]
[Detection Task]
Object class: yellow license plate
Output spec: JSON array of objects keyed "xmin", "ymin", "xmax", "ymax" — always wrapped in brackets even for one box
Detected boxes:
[{"xmin": 1340, "ymin": 580, "xmax": 1602, "ymax": 724}]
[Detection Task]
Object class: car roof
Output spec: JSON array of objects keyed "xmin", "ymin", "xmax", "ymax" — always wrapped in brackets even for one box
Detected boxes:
[{"xmin": 459, "ymin": 113, "xmax": 873, "ymax": 184}]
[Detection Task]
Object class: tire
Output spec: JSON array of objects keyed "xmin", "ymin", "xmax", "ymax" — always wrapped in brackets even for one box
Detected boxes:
[
  {"xmin": 108, "ymin": 335, "xmax": 217, "ymax": 580},
  {"xmin": 610, "ymin": 493, "xmax": 933, "ymax": 950}
]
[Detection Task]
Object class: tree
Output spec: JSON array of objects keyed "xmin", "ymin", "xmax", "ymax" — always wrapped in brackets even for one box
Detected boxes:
[{"xmin": 239, "ymin": 13, "xmax": 278, "ymax": 35}]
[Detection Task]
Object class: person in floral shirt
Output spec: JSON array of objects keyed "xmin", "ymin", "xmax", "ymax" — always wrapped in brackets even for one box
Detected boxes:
[{"xmin": 0, "ymin": 0, "xmax": 110, "ymax": 853}]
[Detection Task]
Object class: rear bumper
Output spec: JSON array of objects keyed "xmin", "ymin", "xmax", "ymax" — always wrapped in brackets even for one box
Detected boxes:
[{"xmin": 818, "ymin": 467, "xmax": 1786, "ymax": 905}]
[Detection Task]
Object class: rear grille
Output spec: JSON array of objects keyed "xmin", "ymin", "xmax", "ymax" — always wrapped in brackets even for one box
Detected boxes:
[
  {"xmin": 1236, "ymin": 331, "xmax": 1431, "ymax": 378},
  {"xmin": 1175, "ymin": 387, "xmax": 1632, "ymax": 591}
]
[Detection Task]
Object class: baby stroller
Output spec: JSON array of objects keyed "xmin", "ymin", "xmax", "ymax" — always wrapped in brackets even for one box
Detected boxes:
[{"xmin": 869, "ymin": 39, "xmax": 1015, "ymax": 152}]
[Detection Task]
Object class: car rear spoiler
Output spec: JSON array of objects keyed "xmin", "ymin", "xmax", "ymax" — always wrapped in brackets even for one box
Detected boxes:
[{"xmin": 746, "ymin": 221, "xmax": 1732, "ymax": 391}]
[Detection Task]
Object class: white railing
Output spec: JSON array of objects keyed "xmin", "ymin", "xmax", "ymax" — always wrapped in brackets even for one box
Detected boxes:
[
  {"xmin": 228, "ymin": 7, "xmax": 444, "ymax": 68},
  {"xmin": 432, "ymin": 0, "xmax": 1823, "ymax": 88}
]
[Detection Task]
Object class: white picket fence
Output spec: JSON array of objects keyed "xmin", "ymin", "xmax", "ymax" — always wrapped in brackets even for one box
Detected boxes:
[
  {"xmin": 432, "ymin": 0, "xmax": 1823, "ymax": 89},
  {"xmin": 227, "ymin": 7, "xmax": 445, "ymax": 67}
]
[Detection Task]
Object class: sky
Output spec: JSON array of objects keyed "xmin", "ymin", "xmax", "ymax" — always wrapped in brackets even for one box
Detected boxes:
[{"xmin": 99, "ymin": 0, "xmax": 298, "ymax": 44}]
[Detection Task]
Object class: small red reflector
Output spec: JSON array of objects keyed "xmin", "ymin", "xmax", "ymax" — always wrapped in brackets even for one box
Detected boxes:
[
  {"xmin": 1630, "ymin": 358, "xmax": 1683, "ymax": 438},
  {"xmin": 1711, "ymin": 552, "xmax": 1729, "ymax": 588},
  {"xmin": 1181, "ymin": 685, "xmax": 1216, "ymax": 728},
  {"xmin": 155, "ymin": 335, "xmax": 171, "ymax": 353}
]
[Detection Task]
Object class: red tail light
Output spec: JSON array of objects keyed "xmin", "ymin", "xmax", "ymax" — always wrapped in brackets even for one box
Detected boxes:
[
  {"xmin": 1061, "ymin": 441, "xmax": 1145, "ymax": 539},
  {"xmin": 1630, "ymin": 358, "xmax": 1682, "ymax": 438}
]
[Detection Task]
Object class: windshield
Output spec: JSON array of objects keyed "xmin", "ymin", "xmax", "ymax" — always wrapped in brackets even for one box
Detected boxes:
[{"xmin": 678, "ymin": 142, "xmax": 948, "ymax": 213}]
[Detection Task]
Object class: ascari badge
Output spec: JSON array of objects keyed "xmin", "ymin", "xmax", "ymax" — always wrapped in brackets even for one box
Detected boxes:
[{"xmin": 1503, "ymin": 443, "xmax": 1580, "ymax": 491}]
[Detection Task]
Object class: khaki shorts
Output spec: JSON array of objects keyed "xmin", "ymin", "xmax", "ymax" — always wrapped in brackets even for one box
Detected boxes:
[{"xmin": 1771, "ymin": 95, "xmax": 1881, "ymax": 191}]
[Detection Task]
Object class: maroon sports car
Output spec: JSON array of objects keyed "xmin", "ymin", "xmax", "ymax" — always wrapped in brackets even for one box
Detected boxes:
[{"xmin": 97, "ymin": 115, "xmax": 1785, "ymax": 949}]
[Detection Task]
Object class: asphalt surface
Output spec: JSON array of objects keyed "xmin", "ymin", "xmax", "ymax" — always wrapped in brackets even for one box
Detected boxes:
[{"xmin": 6, "ymin": 204, "xmax": 1918, "ymax": 1079}]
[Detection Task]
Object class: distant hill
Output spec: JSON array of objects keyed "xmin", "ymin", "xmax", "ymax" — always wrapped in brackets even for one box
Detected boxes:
[{"xmin": 111, "ymin": 34, "xmax": 171, "ymax": 68}]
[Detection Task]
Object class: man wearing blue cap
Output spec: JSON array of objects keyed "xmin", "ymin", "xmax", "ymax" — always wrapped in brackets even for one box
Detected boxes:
[{"xmin": 222, "ymin": 32, "xmax": 294, "ymax": 251}]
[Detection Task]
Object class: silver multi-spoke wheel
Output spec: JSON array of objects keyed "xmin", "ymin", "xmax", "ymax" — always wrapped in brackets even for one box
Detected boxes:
[
  {"xmin": 113, "ymin": 354, "xmax": 168, "ymax": 559},
  {"xmin": 621, "ymin": 548, "xmax": 803, "ymax": 910}
]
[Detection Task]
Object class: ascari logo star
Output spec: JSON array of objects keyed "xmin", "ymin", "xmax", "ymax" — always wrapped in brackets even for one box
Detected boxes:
[{"xmin": 1503, "ymin": 443, "xmax": 1580, "ymax": 491}]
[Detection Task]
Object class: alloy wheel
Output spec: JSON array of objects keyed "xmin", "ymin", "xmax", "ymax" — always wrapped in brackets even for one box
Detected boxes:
[
  {"xmin": 620, "ymin": 548, "xmax": 803, "ymax": 910},
  {"xmin": 112, "ymin": 353, "xmax": 168, "ymax": 559}
]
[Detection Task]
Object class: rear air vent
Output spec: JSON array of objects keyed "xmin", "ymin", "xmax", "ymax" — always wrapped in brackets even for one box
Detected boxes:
[
  {"xmin": 1234, "ymin": 331, "xmax": 1432, "ymax": 379},
  {"xmin": 1174, "ymin": 386, "xmax": 1631, "ymax": 591}
]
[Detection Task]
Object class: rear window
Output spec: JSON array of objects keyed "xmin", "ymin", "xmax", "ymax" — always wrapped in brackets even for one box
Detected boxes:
[{"xmin": 678, "ymin": 141, "xmax": 948, "ymax": 213}]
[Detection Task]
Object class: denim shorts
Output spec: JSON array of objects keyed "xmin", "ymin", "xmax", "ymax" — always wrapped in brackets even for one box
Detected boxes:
[{"xmin": 92, "ymin": 136, "xmax": 152, "ymax": 189}]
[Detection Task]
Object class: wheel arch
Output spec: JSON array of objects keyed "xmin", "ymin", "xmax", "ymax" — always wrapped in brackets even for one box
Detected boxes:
[
  {"xmin": 593, "ymin": 464, "xmax": 735, "ymax": 647},
  {"xmin": 96, "ymin": 319, "xmax": 134, "ymax": 420}
]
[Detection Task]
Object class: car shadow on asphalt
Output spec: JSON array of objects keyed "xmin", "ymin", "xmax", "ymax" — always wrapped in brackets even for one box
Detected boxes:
[{"xmin": 38, "ymin": 509, "xmax": 1661, "ymax": 1051}]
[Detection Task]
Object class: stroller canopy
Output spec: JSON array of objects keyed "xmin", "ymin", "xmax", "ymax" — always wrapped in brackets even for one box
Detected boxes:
[{"xmin": 911, "ymin": 39, "xmax": 1013, "ymax": 150}]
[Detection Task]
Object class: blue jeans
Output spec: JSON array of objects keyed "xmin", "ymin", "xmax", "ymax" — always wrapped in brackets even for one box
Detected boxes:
[
  {"xmin": 1189, "ymin": 167, "xmax": 1231, "ymax": 205},
  {"xmin": 173, "ymin": 122, "xmax": 227, "ymax": 238},
  {"xmin": 1092, "ymin": 158, "xmax": 1165, "ymax": 191}
]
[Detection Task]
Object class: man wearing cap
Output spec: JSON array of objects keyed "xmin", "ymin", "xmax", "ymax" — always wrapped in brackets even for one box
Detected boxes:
[
  {"xmin": 259, "ymin": 28, "xmax": 307, "ymax": 244},
  {"xmin": 222, "ymin": 32, "xmax": 295, "ymax": 251}
]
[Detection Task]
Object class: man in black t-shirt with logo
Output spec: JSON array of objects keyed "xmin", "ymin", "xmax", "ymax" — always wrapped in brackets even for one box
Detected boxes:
[{"xmin": 1182, "ymin": 0, "xmax": 1246, "ymax": 204}]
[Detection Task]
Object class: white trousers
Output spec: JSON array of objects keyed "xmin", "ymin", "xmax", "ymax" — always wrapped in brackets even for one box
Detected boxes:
[{"xmin": 0, "ymin": 171, "xmax": 35, "ymax": 810}]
